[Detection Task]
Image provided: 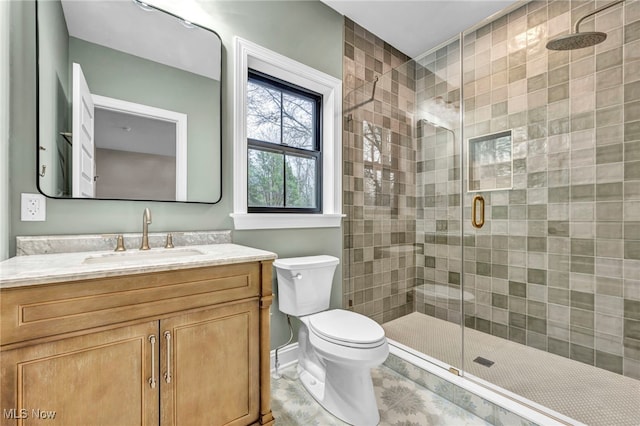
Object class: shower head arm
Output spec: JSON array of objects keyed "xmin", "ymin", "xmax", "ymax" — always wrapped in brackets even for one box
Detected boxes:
[
  {"xmin": 574, "ymin": 0, "xmax": 624, "ymax": 33},
  {"xmin": 419, "ymin": 119, "xmax": 456, "ymax": 138}
]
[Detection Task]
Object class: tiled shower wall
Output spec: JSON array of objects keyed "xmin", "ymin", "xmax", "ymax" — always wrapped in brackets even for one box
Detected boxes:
[
  {"xmin": 343, "ymin": 0, "xmax": 640, "ymax": 380},
  {"xmin": 342, "ymin": 18, "xmax": 417, "ymax": 323},
  {"xmin": 414, "ymin": 41, "xmax": 465, "ymax": 324},
  {"xmin": 418, "ymin": 1, "xmax": 640, "ymax": 377},
  {"xmin": 418, "ymin": 0, "xmax": 640, "ymax": 379}
]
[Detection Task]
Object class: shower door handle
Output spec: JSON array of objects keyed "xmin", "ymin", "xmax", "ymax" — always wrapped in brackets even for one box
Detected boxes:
[{"xmin": 472, "ymin": 195, "xmax": 485, "ymax": 229}]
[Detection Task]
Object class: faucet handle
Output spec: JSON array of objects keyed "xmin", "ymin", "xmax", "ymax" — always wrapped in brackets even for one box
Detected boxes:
[
  {"xmin": 165, "ymin": 233, "xmax": 174, "ymax": 249},
  {"xmin": 114, "ymin": 235, "xmax": 126, "ymax": 252}
]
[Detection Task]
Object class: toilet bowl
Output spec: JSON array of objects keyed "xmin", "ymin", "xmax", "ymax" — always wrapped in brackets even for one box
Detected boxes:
[
  {"xmin": 301, "ymin": 310, "xmax": 388, "ymax": 425},
  {"xmin": 274, "ymin": 256, "xmax": 389, "ymax": 426}
]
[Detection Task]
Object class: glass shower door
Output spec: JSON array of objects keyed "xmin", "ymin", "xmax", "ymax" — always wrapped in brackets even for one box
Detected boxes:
[
  {"xmin": 343, "ymin": 60, "xmax": 423, "ymax": 336},
  {"xmin": 412, "ymin": 37, "xmax": 465, "ymax": 374},
  {"xmin": 457, "ymin": 2, "xmax": 639, "ymax": 423},
  {"xmin": 342, "ymin": 35, "xmax": 465, "ymax": 375},
  {"xmin": 344, "ymin": 2, "xmax": 639, "ymax": 424}
]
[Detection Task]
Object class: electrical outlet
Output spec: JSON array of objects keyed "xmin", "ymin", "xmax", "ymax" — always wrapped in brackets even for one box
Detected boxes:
[{"xmin": 21, "ymin": 193, "xmax": 46, "ymax": 221}]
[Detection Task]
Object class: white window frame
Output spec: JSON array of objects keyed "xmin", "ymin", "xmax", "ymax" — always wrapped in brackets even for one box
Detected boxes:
[{"xmin": 231, "ymin": 37, "xmax": 343, "ymax": 230}]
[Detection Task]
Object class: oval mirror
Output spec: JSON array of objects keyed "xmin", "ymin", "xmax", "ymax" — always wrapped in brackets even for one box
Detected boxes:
[{"xmin": 36, "ymin": 0, "xmax": 222, "ymax": 203}]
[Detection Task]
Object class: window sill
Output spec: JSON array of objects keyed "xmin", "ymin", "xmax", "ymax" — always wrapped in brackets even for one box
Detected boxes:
[{"xmin": 230, "ymin": 213, "xmax": 344, "ymax": 230}]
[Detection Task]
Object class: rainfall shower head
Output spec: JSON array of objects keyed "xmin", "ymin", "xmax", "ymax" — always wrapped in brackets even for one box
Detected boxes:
[
  {"xmin": 546, "ymin": 32, "xmax": 607, "ymax": 51},
  {"xmin": 546, "ymin": 0, "xmax": 624, "ymax": 51}
]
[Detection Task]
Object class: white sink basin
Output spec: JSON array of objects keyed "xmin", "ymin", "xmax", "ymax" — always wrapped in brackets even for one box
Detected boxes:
[{"xmin": 83, "ymin": 248, "xmax": 205, "ymax": 265}]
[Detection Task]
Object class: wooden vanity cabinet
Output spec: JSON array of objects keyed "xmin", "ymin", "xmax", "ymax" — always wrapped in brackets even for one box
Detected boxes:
[
  {"xmin": 0, "ymin": 260, "xmax": 275, "ymax": 426},
  {"xmin": 160, "ymin": 300, "xmax": 260, "ymax": 426},
  {"xmin": 1, "ymin": 321, "xmax": 160, "ymax": 426}
]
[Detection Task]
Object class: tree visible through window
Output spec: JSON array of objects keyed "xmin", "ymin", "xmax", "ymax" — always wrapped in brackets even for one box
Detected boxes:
[{"xmin": 246, "ymin": 70, "xmax": 322, "ymax": 212}]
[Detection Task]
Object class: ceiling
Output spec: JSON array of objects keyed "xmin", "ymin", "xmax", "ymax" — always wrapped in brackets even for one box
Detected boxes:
[
  {"xmin": 94, "ymin": 109, "xmax": 176, "ymax": 157},
  {"xmin": 61, "ymin": 0, "xmax": 221, "ymax": 80},
  {"xmin": 321, "ymin": 0, "xmax": 520, "ymax": 58}
]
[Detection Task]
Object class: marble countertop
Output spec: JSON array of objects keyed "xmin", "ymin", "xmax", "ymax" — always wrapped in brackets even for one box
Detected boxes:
[{"xmin": 0, "ymin": 244, "xmax": 277, "ymax": 289}]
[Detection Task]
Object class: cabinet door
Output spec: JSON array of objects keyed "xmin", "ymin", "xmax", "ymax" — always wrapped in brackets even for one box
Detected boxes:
[
  {"xmin": 160, "ymin": 300, "xmax": 259, "ymax": 426},
  {"xmin": 0, "ymin": 322, "xmax": 159, "ymax": 426}
]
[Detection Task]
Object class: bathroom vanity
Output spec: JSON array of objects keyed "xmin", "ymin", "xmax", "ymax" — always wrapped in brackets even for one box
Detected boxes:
[{"xmin": 0, "ymin": 241, "xmax": 276, "ymax": 426}]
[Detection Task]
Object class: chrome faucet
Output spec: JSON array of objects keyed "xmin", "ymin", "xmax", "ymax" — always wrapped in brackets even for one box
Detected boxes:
[{"xmin": 140, "ymin": 208, "xmax": 152, "ymax": 250}]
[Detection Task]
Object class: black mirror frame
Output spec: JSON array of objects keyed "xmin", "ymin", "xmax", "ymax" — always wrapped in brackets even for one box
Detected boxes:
[{"xmin": 34, "ymin": 0, "xmax": 223, "ymax": 204}]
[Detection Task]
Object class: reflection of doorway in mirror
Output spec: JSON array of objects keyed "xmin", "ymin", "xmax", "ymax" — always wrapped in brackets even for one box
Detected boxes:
[
  {"xmin": 94, "ymin": 108, "xmax": 179, "ymax": 201},
  {"xmin": 71, "ymin": 63, "xmax": 188, "ymax": 201}
]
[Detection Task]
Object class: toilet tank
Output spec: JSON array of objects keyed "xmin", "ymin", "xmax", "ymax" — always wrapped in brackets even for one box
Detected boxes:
[{"xmin": 274, "ymin": 255, "xmax": 339, "ymax": 316}]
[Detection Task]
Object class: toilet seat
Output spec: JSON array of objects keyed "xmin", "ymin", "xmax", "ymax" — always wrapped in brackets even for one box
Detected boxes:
[{"xmin": 308, "ymin": 309, "xmax": 386, "ymax": 349}]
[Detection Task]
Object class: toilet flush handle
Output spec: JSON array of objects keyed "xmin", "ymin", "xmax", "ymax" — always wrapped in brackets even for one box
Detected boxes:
[{"xmin": 295, "ymin": 273, "xmax": 303, "ymax": 280}]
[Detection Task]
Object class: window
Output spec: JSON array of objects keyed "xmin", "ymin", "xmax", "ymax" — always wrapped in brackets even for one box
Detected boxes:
[
  {"xmin": 247, "ymin": 71, "xmax": 322, "ymax": 213},
  {"xmin": 232, "ymin": 37, "xmax": 343, "ymax": 230}
]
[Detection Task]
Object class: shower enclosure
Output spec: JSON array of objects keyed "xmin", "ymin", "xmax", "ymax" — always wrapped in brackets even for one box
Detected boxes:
[{"xmin": 343, "ymin": 1, "xmax": 639, "ymax": 424}]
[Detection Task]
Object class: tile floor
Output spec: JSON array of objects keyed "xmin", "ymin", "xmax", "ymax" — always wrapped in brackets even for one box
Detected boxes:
[
  {"xmin": 384, "ymin": 312, "xmax": 640, "ymax": 426},
  {"xmin": 271, "ymin": 364, "xmax": 492, "ymax": 425}
]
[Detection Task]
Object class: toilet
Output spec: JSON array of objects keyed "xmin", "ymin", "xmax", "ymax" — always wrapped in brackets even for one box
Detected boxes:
[{"xmin": 274, "ymin": 255, "xmax": 389, "ymax": 426}]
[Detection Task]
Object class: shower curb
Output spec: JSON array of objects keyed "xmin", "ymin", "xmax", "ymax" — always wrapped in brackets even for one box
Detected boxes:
[{"xmin": 385, "ymin": 341, "xmax": 584, "ymax": 426}]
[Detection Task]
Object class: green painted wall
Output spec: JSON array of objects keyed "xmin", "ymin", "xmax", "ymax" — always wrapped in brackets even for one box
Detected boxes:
[
  {"xmin": 1, "ymin": 0, "xmax": 9, "ymax": 261},
  {"xmin": 8, "ymin": 0, "xmax": 343, "ymax": 348}
]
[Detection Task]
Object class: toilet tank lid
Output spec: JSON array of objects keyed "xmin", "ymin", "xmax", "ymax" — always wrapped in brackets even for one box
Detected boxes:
[{"xmin": 273, "ymin": 255, "xmax": 339, "ymax": 270}]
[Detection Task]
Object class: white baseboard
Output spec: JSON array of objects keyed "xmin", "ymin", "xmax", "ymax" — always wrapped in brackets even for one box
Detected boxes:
[{"xmin": 270, "ymin": 342, "xmax": 298, "ymax": 372}]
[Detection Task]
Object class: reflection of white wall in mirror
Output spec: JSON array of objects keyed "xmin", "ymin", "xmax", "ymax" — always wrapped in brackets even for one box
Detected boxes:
[
  {"xmin": 95, "ymin": 148, "xmax": 176, "ymax": 201},
  {"xmin": 91, "ymin": 94, "xmax": 188, "ymax": 201}
]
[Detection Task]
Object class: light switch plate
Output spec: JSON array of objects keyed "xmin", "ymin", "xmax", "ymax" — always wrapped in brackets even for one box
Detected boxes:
[{"xmin": 21, "ymin": 193, "xmax": 46, "ymax": 221}]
